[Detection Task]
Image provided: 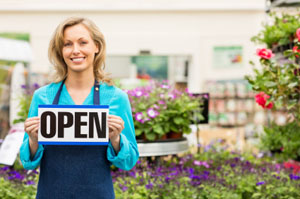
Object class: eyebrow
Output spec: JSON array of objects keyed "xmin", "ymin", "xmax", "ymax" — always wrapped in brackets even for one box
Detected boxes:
[{"xmin": 64, "ymin": 37, "xmax": 86, "ymax": 42}]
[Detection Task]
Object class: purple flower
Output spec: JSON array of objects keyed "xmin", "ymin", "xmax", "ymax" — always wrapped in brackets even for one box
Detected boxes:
[
  {"xmin": 256, "ymin": 181, "xmax": 265, "ymax": 186},
  {"xmin": 145, "ymin": 183, "xmax": 153, "ymax": 190},
  {"xmin": 135, "ymin": 112, "xmax": 144, "ymax": 123},
  {"xmin": 129, "ymin": 171, "xmax": 136, "ymax": 178},
  {"xmin": 26, "ymin": 180, "xmax": 35, "ymax": 185},
  {"xmin": 165, "ymin": 176, "xmax": 171, "ymax": 183},
  {"xmin": 33, "ymin": 83, "xmax": 40, "ymax": 89},
  {"xmin": 21, "ymin": 84, "xmax": 27, "ymax": 89},
  {"xmin": 289, "ymin": 174, "xmax": 300, "ymax": 180},
  {"xmin": 188, "ymin": 168, "xmax": 194, "ymax": 175},
  {"xmin": 121, "ymin": 185, "xmax": 128, "ymax": 192},
  {"xmin": 1, "ymin": 166, "xmax": 9, "ymax": 171},
  {"xmin": 147, "ymin": 108, "xmax": 159, "ymax": 118}
]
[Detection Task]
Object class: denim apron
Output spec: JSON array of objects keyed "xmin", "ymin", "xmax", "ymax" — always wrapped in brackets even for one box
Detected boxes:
[{"xmin": 36, "ymin": 80, "xmax": 115, "ymax": 199}]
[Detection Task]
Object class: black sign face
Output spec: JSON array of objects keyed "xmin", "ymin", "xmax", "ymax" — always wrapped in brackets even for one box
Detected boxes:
[
  {"xmin": 192, "ymin": 93, "xmax": 209, "ymax": 124},
  {"xmin": 38, "ymin": 105, "xmax": 109, "ymax": 145}
]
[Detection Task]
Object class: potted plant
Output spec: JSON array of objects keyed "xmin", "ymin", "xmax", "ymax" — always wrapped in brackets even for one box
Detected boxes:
[
  {"xmin": 246, "ymin": 15, "xmax": 300, "ymax": 161},
  {"xmin": 126, "ymin": 81, "xmax": 204, "ymax": 141},
  {"xmin": 13, "ymin": 83, "xmax": 40, "ymax": 124},
  {"xmin": 251, "ymin": 12, "xmax": 300, "ymax": 51}
]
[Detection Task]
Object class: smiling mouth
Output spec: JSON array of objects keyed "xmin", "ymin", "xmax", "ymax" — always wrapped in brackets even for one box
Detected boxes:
[{"xmin": 70, "ymin": 57, "xmax": 86, "ymax": 62}]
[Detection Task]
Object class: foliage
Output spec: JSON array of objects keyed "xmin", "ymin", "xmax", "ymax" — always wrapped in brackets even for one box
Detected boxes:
[
  {"xmin": 112, "ymin": 145, "xmax": 300, "ymax": 199},
  {"xmin": 246, "ymin": 13, "xmax": 300, "ymax": 161},
  {"xmin": 251, "ymin": 12, "xmax": 300, "ymax": 48},
  {"xmin": 0, "ymin": 159, "xmax": 38, "ymax": 199},
  {"xmin": 2, "ymin": 144, "xmax": 300, "ymax": 198},
  {"xmin": 126, "ymin": 81, "xmax": 204, "ymax": 140},
  {"xmin": 13, "ymin": 83, "xmax": 40, "ymax": 124},
  {"xmin": 261, "ymin": 121, "xmax": 300, "ymax": 161}
]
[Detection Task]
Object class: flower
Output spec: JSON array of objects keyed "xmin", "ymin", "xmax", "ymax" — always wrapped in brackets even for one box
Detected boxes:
[
  {"xmin": 256, "ymin": 48, "xmax": 274, "ymax": 60},
  {"xmin": 193, "ymin": 160, "xmax": 210, "ymax": 168},
  {"xmin": 293, "ymin": 46, "xmax": 300, "ymax": 58},
  {"xmin": 127, "ymin": 81, "xmax": 203, "ymax": 141},
  {"xmin": 145, "ymin": 183, "xmax": 153, "ymax": 190},
  {"xmin": 296, "ymin": 28, "xmax": 300, "ymax": 42},
  {"xmin": 255, "ymin": 92, "xmax": 273, "ymax": 109},
  {"xmin": 294, "ymin": 68, "xmax": 300, "ymax": 76},
  {"xmin": 256, "ymin": 181, "xmax": 265, "ymax": 186},
  {"xmin": 147, "ymin": 108, "xmax": 159, "ymax": 118},
  {"xmin": 135, "ymin": 112, "xmax": 144, "ymax": 123},
  {"xmin": 289, "ymin": 174, "xmax": 300, "ymax": 180}
]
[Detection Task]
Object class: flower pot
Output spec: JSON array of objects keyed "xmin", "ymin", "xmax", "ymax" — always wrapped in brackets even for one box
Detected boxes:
[{"xmin": 167, "ymin": 132, "xmax": 183, "ymax": 139}]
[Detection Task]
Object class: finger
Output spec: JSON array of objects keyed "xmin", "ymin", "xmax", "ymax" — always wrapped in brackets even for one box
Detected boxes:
[
  {"xmin": 108, "ymin": 120, "xmax": 124, "ymax": 130},
  {"xmin": 25, "ymin": 119, "xmax": 40, "ymax": 128},
  {"xmin": 108, "ymin": 115, "xmax": 122, "ymax": 120},
  {"xmin": 32, "ymin": 125, "xmax": 40, "ymax": 134},
  {"xmin": 25, "ymin": 123, "xmax": 39, "ymax": 133},
  {"xmin": 26, "ymin": 117, "xmax": 40, "ymax": 123},
  {"xmin": 108, "ymin": 118, "xmax": 124, "ymax": 127},
  {"xmin": 108, "ymin": 122, "xmax": 123, "ymax": 132},
  {"xmin": 108, "ymin": 124, "xmax": 118, "ymax": 136}
]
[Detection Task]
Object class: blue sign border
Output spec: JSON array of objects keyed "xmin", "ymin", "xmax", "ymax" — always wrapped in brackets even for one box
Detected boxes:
[
  {"xmin": 38, "ymin": 141, "xmax": 109, "ymax": 145},
  {"xmin": 38, "ymin": 105, "xmax": 109, "ymax": 109}
]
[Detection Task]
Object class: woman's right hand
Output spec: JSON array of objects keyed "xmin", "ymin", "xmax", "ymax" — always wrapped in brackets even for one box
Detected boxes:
[{"xmin": 24, "ymin": 117, "xmax": 40, "ymax": 143}]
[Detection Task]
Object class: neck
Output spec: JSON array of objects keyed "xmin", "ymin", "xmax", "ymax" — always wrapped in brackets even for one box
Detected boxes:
[{"xmin": 65, "ymin": 71, "xmax": 95, "ymax": 90}]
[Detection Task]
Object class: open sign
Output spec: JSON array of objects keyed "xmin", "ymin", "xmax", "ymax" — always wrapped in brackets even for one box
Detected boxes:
[{"xmin": 38, "ymin": 105, "xmax": 109, "ymax": 145}]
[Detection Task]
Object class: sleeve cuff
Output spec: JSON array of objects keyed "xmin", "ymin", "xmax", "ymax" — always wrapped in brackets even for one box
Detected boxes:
[
  {"xmin": 20, "ymin": 137, "xmax": 44, "ymax": 170},
  {"xmin": 107, "ymin": 133, "xmax": 130, "ymax": 163}
]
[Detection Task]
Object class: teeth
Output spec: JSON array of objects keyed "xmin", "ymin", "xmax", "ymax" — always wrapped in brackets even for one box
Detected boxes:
[{"xmin": 71, "ymin": 58, "xmax": 84, "ymax": 62}]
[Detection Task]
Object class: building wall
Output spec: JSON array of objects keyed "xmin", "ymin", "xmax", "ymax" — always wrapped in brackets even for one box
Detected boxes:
[{"xmin": 0, "ymin": 0, "xmax": 266, "ymax": 92}]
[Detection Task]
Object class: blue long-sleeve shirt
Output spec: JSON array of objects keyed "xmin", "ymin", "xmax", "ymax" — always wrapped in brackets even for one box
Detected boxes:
[{"xmin": 20, "ymin": 81, "xmax": 139, "ymax": 171}]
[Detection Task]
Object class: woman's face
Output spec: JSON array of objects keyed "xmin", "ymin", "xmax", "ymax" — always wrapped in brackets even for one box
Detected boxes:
[{"xmin": 62, "ymin": 24, "xmax": 99, "ymax": 74}]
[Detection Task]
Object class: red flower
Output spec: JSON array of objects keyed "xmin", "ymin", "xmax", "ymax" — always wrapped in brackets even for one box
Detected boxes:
[
  {"xmin": 284, "ymin": 161, "xmax": 300, "ymax": 174},
  {"xmin": 296, "ymin": 28, "xmax": 300, "ymax": 42},
  {"xmin": 293, "ymin": 46, "xmax": 300, "ymax": 58},
  {"xmin": 255, "ymin": 92, "xmax": 273, "ymax": 109},
  {"xmin": 256, "ymin": 48, "xmax": 274, "ymax": 60}
]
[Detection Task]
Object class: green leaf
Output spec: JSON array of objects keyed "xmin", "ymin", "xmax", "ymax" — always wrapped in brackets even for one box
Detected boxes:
[
  {"xmin": 265, "ymin": 81, "xmax": 277, "ymax": 87},
  {"xmin": 174, "ymin": 117, "xmax": 184, "ymax": 125},
  {"xmin": 288, "ymin": 82, "xmax": 298, "ymax": 88}
]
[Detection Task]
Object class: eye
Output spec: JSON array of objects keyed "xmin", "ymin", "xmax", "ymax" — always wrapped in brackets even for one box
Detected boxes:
[
  {"xmin": 80, "ymin": 41, "xmax": 88, "ymax": 45},
  {"xmin": 64, "ymin": 43, "xmax": 72, "ymax": 47}
]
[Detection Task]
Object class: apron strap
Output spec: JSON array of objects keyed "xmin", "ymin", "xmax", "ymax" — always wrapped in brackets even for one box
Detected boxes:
[{"xmin": 52, "ymin": 78, "xmax": 100, "ymax": 105}]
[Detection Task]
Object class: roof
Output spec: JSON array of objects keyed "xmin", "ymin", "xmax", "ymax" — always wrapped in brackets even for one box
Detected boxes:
[{"xmin": 0, "ymin": 37, "xmax": 32, "ymax": 62}]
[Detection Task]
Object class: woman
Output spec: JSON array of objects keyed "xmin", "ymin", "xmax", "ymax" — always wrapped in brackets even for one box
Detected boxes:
[{"xmin": 20, "ymin": 17, "xmax": 139, "ymax": 199}]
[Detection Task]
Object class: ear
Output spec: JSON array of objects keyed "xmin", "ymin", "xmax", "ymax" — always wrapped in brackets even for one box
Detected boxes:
[{"xmin": 95, "ymin": 43, "xmax": 100, "ymax": 54}]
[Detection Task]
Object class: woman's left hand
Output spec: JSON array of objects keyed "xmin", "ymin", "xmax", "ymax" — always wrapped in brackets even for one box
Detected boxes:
[{"xmin": 108, "ymin": 115, "xmax": 124, "ymax": 143}]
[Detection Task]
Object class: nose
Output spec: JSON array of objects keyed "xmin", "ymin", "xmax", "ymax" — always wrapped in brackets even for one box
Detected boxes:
[{"xmin": 72, "ymin": 43, "xmax": 80, "ymax": 55}]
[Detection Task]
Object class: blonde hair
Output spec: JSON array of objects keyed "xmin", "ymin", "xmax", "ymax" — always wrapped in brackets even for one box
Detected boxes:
[{"xmin": 48, "ymin": 17, "xmax": 113, "ymax": 85}]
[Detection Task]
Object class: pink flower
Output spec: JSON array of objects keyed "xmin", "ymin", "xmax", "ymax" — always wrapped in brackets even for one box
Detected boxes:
[
  {"xmin": 158, "ymin": 100, "xmax": 165, "ymax": 105},
  {"xmin": 135, "ymin": 112, "xmax": 144, "ymax": 123},
  {"xmin": 296, "ymin": 28, "xmax": 300, "ymax": 42},
  {"xmin": 193, "ymin": 160, "xmax": 210, "ymax": 168},
  {"xmin": 161, "ymin": 84, "xmax": 170, "ymax": 89},
  {"xmin": 135, "ymin": 90, "xmax": 143, "ymax": 97},
  {"xmin": 147, "ymin": 108, "xmax": 159, "ymax": 118},
  {"xmin": 255, "ymin": 92, "xmax": 273, "ymax": 109},
  {"xmin": 256, "ymin": 48, "xmax": 274, "ymax": 59}
]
